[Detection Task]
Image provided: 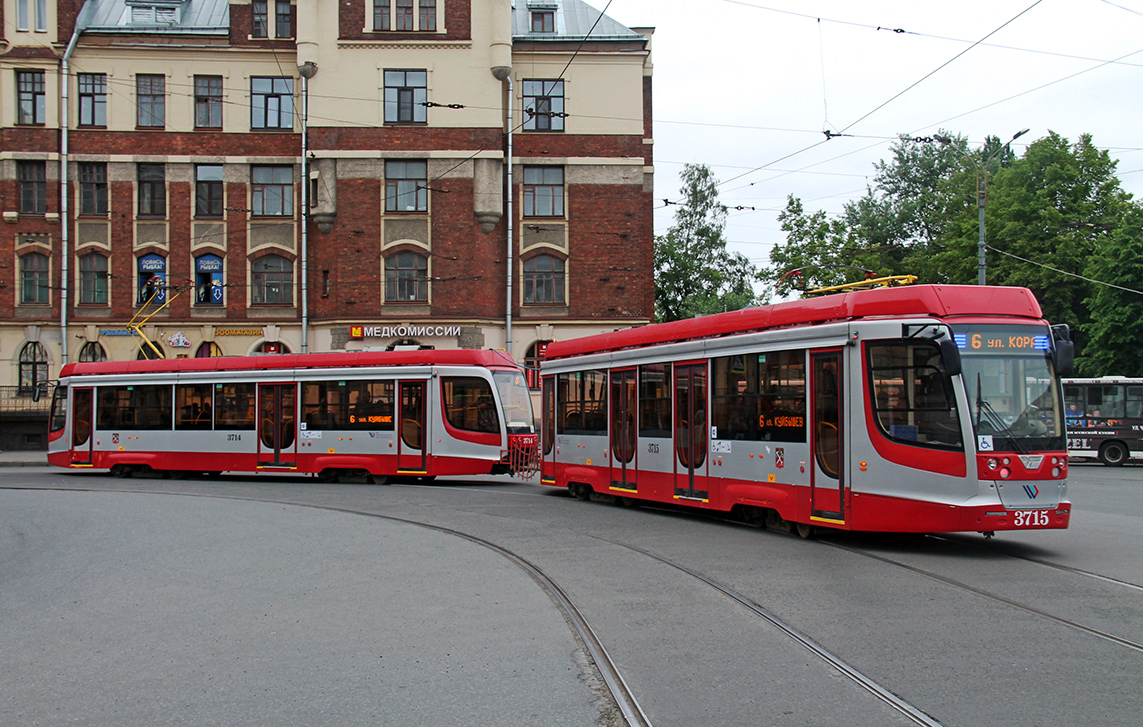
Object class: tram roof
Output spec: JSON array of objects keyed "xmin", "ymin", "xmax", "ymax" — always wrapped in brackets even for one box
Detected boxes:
[
  {"xmin": 59, "ymin": 349, "xmax": 520, "ymax": 379},
  {"xmin": 544, "ymin": 285, "xmax": 1044, "ymax": 360}
]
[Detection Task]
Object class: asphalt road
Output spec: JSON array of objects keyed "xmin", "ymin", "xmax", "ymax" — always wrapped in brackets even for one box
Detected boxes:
[{"xmin": 1, "ymin": 464, "xmax": 1140, "ymax": 727}]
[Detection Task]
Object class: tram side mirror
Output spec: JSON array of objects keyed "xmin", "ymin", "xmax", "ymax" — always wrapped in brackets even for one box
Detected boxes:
[
  {"xmin": 1054, "ymin": 339, "xmax": 1075, "ymax": 376},
  {"xmin": 939, "ymin": 338, "xmax": 962, "ymax": 377}
]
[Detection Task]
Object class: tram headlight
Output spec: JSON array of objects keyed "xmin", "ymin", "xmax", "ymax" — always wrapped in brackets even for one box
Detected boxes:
[
  {"xmin": 987, "ymin": 458, "xmax": 999, "ymax": 470},
  {"xmin": 999, "ymin": 467, "xmax": 1010, "ymax": 479},
  {"xmin": 1052, "ymin": 466, "xmax": 1062, "ymax": 478}
]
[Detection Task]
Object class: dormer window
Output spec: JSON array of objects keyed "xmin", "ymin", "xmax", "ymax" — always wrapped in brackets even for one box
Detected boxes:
[
  {"xmin": 125, "ymin": 0, "xmax": 185, "ymax": 26},
  {"xmin": 531, "ymin": 10, "xmax": 554, "ymax": 33}
]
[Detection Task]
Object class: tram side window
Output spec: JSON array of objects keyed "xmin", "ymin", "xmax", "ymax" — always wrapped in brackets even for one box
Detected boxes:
[
  {"xmin": 557, "ymin": 370, "xmax": 607, "ymax": 435},
  {"xmin": 97, "ymin": 385, "xmax": 172, "ymax": 430},
  {"xmin": 867, "ymin": 341, "xmax": 962, "ymax": 449},
  {"xmin": 176, "ymin": 384, "xmax": 214, "ymax": 430},
  {"xmin": 711, "ymin": 350, "xmax": 806, "ymax": 442},
  {"xmin": 301, "ymin": 381, "xmax": 350, "ymax": 430},
  {"xmin": 49, "ymin": 385, "xmax": 68, "ymax": 433},
  {"xmin": 638, "ymin": 363, "xmax": 672, "ymax": 438},
  {"xmin": 347, "ymin": 380, "xmax": 395, "ymax": 430},
  {"xmin": 215, "ymin": 382, "xmax": 256, "ymax": 429},
  {"xmin": 443, "ymin": 377, "xmax": 499, "ymax": 434}
]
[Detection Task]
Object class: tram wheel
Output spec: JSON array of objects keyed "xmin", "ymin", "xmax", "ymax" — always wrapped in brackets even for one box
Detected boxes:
[
  {"xmin": 570, "ymin": 482, "xmax": 592, "ymax": 501},
  {"xmin": 317, "ymin": 469, "xmax": 339, "ymax": 483},
  {"xmin": 796, "ymin": 522, "xmax": 816, "ymax": 539},
  {"xmin": 166, "ymin": 470, "xmax": 188, "ymax": 480},
  {"xmin": 619, "ymin": 497, "xmax": 640, "ymax": 508},
  {"xmin": 1099, "ymin": 441, "xmax": 1128, "ymax": 466},
  {"xmin": 110, "ymin": 464, "xmax": 130, "ymax": 478},
  {"xmin": 371, "ymin": 474, "xmax": 390, "ymax": 486}
]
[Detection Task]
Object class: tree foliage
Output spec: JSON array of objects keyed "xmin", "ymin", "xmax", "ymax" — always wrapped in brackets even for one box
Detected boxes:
[
  {"xmin": 764, "ymin": 131, "xmax": 1143, "ymax": 374},
  {"xmin": 654, "ymin": 164, "xmax": 760, "ymax": 322}
]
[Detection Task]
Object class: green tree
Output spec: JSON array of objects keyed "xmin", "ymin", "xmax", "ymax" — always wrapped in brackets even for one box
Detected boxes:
[
  {"xmin": 1081, "ymin": 203, "xmax": 1143, "ymax": 376},
  {"xmin": 654, "ymin": 164, "xmax": 759, "ymax": 321}
]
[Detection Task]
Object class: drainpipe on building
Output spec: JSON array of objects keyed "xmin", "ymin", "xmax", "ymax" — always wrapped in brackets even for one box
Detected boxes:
[
  {"xmin": 59, "ymin": 17, "xmax": 86, "ymax": 364},
  {"xmin": 490, "ymin": 0, "xmax": 513, "ymax": 358},
  {"xmin": 298, "ymin": 62, "xmax": 318, "ymax": 353},
  {"xmin": 504, "ymin": 76, "xmax": 514, "ymax": 358}
]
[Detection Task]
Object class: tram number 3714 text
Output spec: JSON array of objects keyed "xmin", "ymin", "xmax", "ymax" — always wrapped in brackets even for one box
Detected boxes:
[{"xmin": 1013, "ymin": 510, "xmax": 1051, "ymax": 527}]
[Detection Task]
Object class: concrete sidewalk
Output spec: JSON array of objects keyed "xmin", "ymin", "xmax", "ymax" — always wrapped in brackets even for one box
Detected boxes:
[{"xmin": 0, "ymin": 450, "xmax": 48, "ymax": 467}]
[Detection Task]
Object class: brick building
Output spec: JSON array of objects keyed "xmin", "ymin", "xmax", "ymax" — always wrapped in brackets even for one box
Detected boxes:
[{"xmin": 0, "ymin": 0, "xmax": 654, "ymax": 395}]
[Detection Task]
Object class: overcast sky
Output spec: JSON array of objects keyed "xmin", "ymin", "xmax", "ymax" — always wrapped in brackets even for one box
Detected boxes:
[{"xmin": 600, "ymin": 0, "xmax": 1143, "ymax": 283}]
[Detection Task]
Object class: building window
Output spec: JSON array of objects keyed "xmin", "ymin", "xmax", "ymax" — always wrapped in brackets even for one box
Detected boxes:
[
  {"xmin": 523, "ymin": 166, "xmax": 564, "ymax": 217},
  {"xmin": 18, "ymin": 342, "xmax": 48, "ymax": 396},
  {"xmin": 136, "ymin": 74, "xmax": 165, "ymax": 127},
  {"xmin": 136, "ymin": 342, "xmax": 165, "ymax": 360},
  {"xmin": 253, "ymin": 0, "xmax": 269, "ymax": 37},
  {"xmin": 420, "ymin": 0, "xmax": 436, "ymax": 31},
  {"xmin": 523, "ymin": 80, "xmax": 564, "ymax": 132},
  {"xmin": 18, "ymin": 161, "xmax": 47, "ymax": 215},
  {"xmin": 17, "ymin": 70, "xmax": 45, "ymax": 125},
  {"xmin": 251, "ymin": 165, "xmax": 293, "ymax": 216},
  {"xmin": 195, "ymin": 164, "xmax": 224, "ymax": 217},
  {"xmin": 35, "ymin": 0, "xmax": 47, "ymax": 31},
  {"xmin": 395, "ymin": 0, "xmax": 414, "ymax": 29},
  {"xmin": 79, "ymin": 162, "xmax": 108, "ymax": 216},
  {"xmin": 195, "ymin": 342, "xmax": 222, "ymax": 358},
  {"xmin": 20, "ymin": 253, "xmax": 50, "ymax": 305},
  {"xmin": 17, "ymin": 0, "xmax": 29, "ymax": 30},
  {"xmin": 195, "ymin": 75, "xmax": 223, "ymax": 128},
  {"xmin": 384, "ymin": 70, "xmax": 427, "ymax": 124},
  {"xmin": 137, "ymin": 254, "xmax": 167, "ymax": 304},
  {"xmin": 78, "ymin": 342, "xmax": 108, "ymax": 362},
  {"xmin": 78, "ymin": 73, "xmax": 107, "ymax": 127},
  {"xmin": 137, "ymin": 163, "xmax": 166, "ymax": 217},
  {"xmin": 251, "ymin": 77, "xmax": 294, "ymax": 130},
  {"xmin": 79, "ymin": 253, "xmax": 109, "ymax": 305},
  {"xmin": 385, "ymin": 160, "xmax": 428, "ymax": 212},
  {"xmin": 276, "ymin": 0, "xmax": 293, "ymax": 37},
  {"xmin": 524, "ymin": 255, "xmax": 565, "ymax": 304},
  {"xmin": 252, "ymin": 255, "xmax": 294, "ymax": 305},
  {"xmin": 524, "ymin": 341, "xmax": 551, "ymax": 389},
  {"xmin": 385, "ymin": 251, "xmax": 428, "ymax": 302},
  {"xmin": 531, "ymin": 10, "xmax": 554, "ymax": 33},
  {"xmin": 195, "ymin": 254, "xmax": 225, "ymax": 305}
]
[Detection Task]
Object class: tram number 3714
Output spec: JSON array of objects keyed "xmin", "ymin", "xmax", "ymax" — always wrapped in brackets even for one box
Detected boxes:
[{"xmin": 1013, "ymin": 510, "xmax": 1052, "ymax": 527}]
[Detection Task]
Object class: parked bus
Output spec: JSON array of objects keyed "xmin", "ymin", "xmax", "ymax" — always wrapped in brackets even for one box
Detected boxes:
[
  {"xmin": 540, "ymin": 284, "xmax": 1074, "ymax": 537},
  {"xmin": 48, "ymin": 350, "xmax": 538, "ymax": 482},
  {"xmin": 1063, "ymin": 377, "xmax": 1143, "ymax": 465}
]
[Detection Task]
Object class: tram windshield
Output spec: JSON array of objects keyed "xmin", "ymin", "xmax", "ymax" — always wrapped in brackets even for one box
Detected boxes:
[
  {"xmin": 952, "ymin": 323, "xmax": 1064, "ymax": 452},
  {"xmin": 493, "ymin": 370, "xmax": 536, "ymax": 434}
]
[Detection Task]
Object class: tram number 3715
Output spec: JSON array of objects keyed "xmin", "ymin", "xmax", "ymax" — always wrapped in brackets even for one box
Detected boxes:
[{"xmin": 1013, "ymin": 510, "xmax": 1052, "ymax": 527}]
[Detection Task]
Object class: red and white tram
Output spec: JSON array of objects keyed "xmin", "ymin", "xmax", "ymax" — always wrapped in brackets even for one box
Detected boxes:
[
  {"xmin": 539, "ymin": 285, "xmax": 1073, "ymax": 536},
  {"xmin": 48, "ymin": 350, "xmax": 538, "ymax": 482}
]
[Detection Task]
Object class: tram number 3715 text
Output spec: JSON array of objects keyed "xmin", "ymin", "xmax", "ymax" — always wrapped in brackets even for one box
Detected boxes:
[{"xmin": 1013, "ymin": 510, "xmax": 1051, "ymax": 527}]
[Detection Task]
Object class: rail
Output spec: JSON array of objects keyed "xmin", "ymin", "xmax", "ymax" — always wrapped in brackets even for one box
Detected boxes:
[{"xmin": 0, "ymin": 385, "xmax": 54, "ymax": 415}]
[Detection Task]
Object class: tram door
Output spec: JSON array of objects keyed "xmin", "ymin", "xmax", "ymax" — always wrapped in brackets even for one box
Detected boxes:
[
  {"xmin": 72, "ymin": 388, "xmax": 94, "ymax": 465},
  {"xmin": 541, "ymin": 376, "xmax": 556, "ymax": 478},
  {"xmin": 609, "ymin": 369, "xmax": 637, "ymax": 491},
  {"xmin": 810, "ymin": 351, "xmax": 845, "ymax": 521},
  {"xmin": 674, "ymin": 363, "xmax": 708, "ymax": 500},
  {"xmin": 258, "ymin": 383, "xmax": 297, "ymax": 467},
  {"xmin": 397, "ymin": 380, "xmax": 427, "ymax": 473}
]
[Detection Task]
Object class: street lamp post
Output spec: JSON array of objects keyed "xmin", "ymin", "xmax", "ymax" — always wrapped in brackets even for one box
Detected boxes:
[{"xmin": 974, "ymin": 129, "xmax": 1029, "ymax": 285}]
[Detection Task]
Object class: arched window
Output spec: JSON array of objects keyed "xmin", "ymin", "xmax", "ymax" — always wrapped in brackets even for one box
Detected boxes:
[
  {"xmin": 78, "ymin": 342, "xmax": 107, "ymax": 362},
  {"xmin": 136, "ymin": 342, "xmax": 165, "ymax": 360},
  {"xmin": 19, "ymin": 341, "xmax": 48, "ymax": 395},
  {"xmin": 255, "ymin": 341, "xmax": 289, "ymax": 354},
  {"xmin": 137, "ymin": 254, "xmax": 167, "ymax": 304},
  {"xmin": 524, "ymin": 340, "xmax": 551, "ymax": 389},
  {"xmin": 524, "ymin": 255, "xmax": 565, "ymax": 304},
  {"xmin": 195, "ymin": 342, "xmax": 222, "ymax": 358},
  {"xmin": 384, "ymin": 251, "xmax": 428, "ymax": 302},
  {"xmin": 20, "ymin": 253, "xmax": 50, "ymax": 304},
  {"xmin": 252, "ymin": 255, "xmax": 293, "ymax": 305},
  {"xmin": 195, "ymin": 254, "xmax": 224, "ymax": 306}
]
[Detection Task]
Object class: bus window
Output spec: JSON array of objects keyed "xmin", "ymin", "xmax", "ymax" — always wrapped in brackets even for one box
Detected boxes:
[
  {"xmin": 97, "ymin": 385, "xmax": 172, "ymax": 430},
  {"xmin": 347, "ymin": 380, "xmax": 395, "ymax": 430},
  {"xmin": 711, "ymin": 350, "xmax": 806, "ymax": 443},
  {"xmin": 557, "ymin": 370, "xmax": 607, "ymax": 435},
  {"xmin": 301, "ymin": 381, "xmax": 350, "ymax": 430},
  {"xmin": 638, "ymin": 363, "xmax": 672, "ymax": 438}
]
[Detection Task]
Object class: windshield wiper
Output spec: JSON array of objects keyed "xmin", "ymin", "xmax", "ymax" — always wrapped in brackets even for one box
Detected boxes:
[{"xmin": 974, "ymin": 374, "xmax": 1029, "ymax": 453}]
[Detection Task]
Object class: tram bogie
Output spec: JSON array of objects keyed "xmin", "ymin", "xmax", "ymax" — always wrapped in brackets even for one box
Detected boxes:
[{"xmin": 539, "ymin": 285, "xmax": 1073, "ymax": 536}]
